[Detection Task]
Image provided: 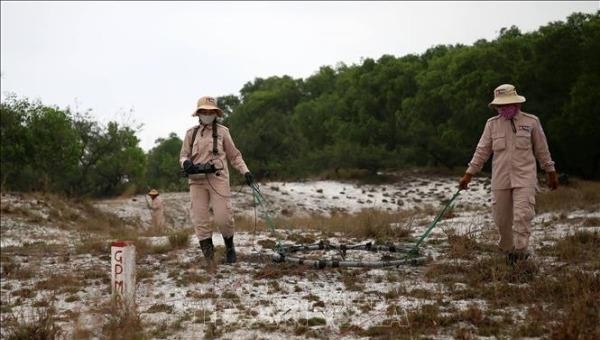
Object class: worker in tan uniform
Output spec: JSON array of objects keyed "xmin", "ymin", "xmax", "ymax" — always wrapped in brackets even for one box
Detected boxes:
[
  {"xmin": 459, "ymin": 84, "xmax": 559, "ymax": 264},
  {"xmin": 179, "ymin": 96, "xmax": 254, "ymax": 267},
  {"xmin": 148, "ymin": 189, "xmax": 166, "ymax": 230}
]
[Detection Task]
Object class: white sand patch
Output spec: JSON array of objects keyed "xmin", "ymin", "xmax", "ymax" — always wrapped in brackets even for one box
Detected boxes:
[{"xmin": 0, "ymin": 219, "xmax": 75, "ymax": 247}]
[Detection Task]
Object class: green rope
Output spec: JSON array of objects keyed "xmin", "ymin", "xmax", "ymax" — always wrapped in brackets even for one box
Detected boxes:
[
  {"xmin": 249, "ymin": 182, "xmax": 284, "ymax": 253},
  {"xmin": 250, "ymin": 182, "xmax": 462, "ymax": 265},
  {"xmin": 408, "ymin": 189, "xmax": 462, "ymax": 256}
]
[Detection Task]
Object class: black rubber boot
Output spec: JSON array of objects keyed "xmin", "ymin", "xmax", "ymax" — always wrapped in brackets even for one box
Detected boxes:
[
  {"xmin": 223, "ymin": 235, "xmax": 237, "ymax": 264},
  {"xmin": 507, "ymin": 248, "xmax": 530, "ymax": 265},
  {"xmin": 199, "ymin": 238, "xmax": 214, "ymax": 260},
  {"xmin": 199, "ymin": 238, "xmax": 215, "ymax": 272}
]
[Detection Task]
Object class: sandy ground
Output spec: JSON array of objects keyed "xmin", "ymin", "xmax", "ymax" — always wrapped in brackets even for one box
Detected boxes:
[{"xmin": 1, "ymin": 175, "xmax": 598, "ymax": 339}]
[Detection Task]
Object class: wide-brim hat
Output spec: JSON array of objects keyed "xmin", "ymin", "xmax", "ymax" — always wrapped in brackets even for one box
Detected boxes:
[
  {"xmin": 148, "ymin": 189, "xmax": 159, "ymax": 196},
  {"xmin": 192, "ymin": 96, "xmax": 224, "ymax": 117},
  {"xmin": 488, "ymin": 84, "xmax": 526, "ymax": 108}
]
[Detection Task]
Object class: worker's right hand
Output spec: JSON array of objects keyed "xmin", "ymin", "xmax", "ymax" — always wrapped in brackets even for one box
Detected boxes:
[
  {"xmin": 183, "ymin": 160, "xmax": 195, "ymax": 174},
  {"xmin": 458, "ymin": 173, "xmax": 473, "ymax": 190}
]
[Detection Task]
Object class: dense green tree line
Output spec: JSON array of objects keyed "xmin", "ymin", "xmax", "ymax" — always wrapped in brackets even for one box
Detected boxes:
[
  {"xmin": 225, "ymin": 12, "xmax": 599, "ymax": 179},
  {"xmin": 1, "ymin": 12, "xmax": 598, "ymax": 197},
  {"xmin": 1, "ymin": 96, "xmax": 146, "ymax": 196}
]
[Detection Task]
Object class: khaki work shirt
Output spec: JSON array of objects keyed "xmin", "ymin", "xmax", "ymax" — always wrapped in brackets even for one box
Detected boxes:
[
  {"xmin": 179, "ymin": 123, "xmax": 249, "ymax": 184},
  {"xmin": 467, "ymin": 111, "xmax": 555, "ymax": 190}
]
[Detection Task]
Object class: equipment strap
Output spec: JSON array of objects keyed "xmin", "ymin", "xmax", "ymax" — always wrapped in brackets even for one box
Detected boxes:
[
  {"xmin": 190, "ymin": 126, "xmax": 200, "ymax": 150},
  {"xmin": 212, "ymin": 120, "xmax": 218, "ymax": 155},
  {"xmin": 189, "ymin": 120, "xmax": 219, "ymax": 157}
]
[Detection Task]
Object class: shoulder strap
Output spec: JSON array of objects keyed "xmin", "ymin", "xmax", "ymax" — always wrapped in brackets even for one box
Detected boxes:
[
  {"xmin": 190, "ymin": 125, "xmax": 201, "ymax": 150},
  {"xmin": 189, "ymin": 122, "xmax": 218, "ymax": 156},
  {"xmin": 212, "ymin": 120, "xmax": 218, "ymax": 155}
]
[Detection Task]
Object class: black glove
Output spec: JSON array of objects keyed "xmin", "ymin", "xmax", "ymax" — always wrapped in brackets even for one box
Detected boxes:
[
  {"xmin": 183, "ymin": 160, "xmax": 195, "ymax": 174},
  {"xmin": 244, "ymin": 172, "xmax": 254, "ymax": 186}
]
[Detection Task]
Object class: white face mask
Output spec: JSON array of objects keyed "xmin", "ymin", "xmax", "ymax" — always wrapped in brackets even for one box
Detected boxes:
[{"xmin": 198, "ymin": 114, "xmax": 216, "ymax": 125}]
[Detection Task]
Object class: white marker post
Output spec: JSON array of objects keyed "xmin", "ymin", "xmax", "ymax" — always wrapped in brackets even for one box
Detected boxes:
[{"xmin": 111, "ymin": 241, "xmax": 136, "ymax": 308}]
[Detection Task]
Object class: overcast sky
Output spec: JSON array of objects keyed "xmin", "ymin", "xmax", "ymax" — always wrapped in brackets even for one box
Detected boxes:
[{"xmin": 1, "ymin": 1, "xmax": 598, "ymax": 150}]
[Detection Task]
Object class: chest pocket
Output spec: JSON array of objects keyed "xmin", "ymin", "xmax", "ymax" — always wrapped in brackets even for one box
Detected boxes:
[
  {"xmin": 492, "ymin": 133, "xmax": 506, "ymax": 152},
  {"xmin": 515, "ymin": 130, "xmax": 532, "ymax": 150},
  {"xmin": 191, "ymin": 137, "xmax": 206, "ymax": 157},
  {"xmin": 193, "ymin": 134, "xmax": 223, "ymax": 156}
]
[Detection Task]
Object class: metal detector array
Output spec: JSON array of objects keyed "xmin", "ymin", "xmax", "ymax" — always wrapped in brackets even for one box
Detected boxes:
[
  {"xmin": 249, "ymin": 182, "xmax": 462, "ymax": 269},
  {"xmin": 271, "ymin": 240, "xmax": 427, "ymax": 268}
]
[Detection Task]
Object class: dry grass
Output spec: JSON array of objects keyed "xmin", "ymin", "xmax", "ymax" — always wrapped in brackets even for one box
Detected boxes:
[
  {"xmin": 583, "ymin": 216, "xmax": 600, "ymax": 227},
  {"xmin": 101, "ymin": 304, "xmax": 145, "ymax": 340},
  {"xmin": 286, "ymin": 233, "xmax": 317, "ymax": 244},
  {"xmin": 168, "ymin": 229, "xmax": 191, "ymax": 249},
  {"xmin": 233, "ymin": 214, "xmax": 261, "ymax": 233},
  {"xmin": 0, "ymin": 254, "xmax": 16, "ymax": 274},
  {"xmin": 6, "ymin": 192, "xmax": 127, "ymax": 233},
  {"xmin": 423, "ymin": 251, "xmax": 600, "ymax": 338},
  {"xmin": 537, "ymin": 179, "xmax": 600, "ymax": 213},
  {"xmin": 256, "ymin": 239, "xmax": 277, "ymax": 249},
  {"xmin": 550, "ymin": 288, "xmax": 600, "ymax": 339},
  {"xmin": 6, "ymin": 193, "xmax": 151, "ymax": 254},
  {"xmin": 253, "ymin": 263, "xmax": 312, "ymax": 280},
  {"xmin": 75, "ymin": 234, "xmax": 111, "ymax": 255},
  {"xmin": 2, "ymin": 304, "xmax": 63, "ymax": 340},
  {"xmin": 360, "ymin": 304, "xmax": 442, "ymax": 337},
  {"xmin": 444, "ymin": 230, "xmax": 497, "ymax": 259},
  {"xmin": 271, "ymin": 209, "xmax": 416, "ymax": 243},
  {"xmin": 34, "ymin": 273, "xmax": 85, "ymax": 293},
  {"xmin": 237, "ymin": 208, "xmax": 418, "ymax": 244},
  {"xmin": 359, "ymin": 263, "xmax": 600, "ymax": 338},
  {"xmin": 146, "ymin": 303, "xmax": 174, "ymax": 314},
  {"xmin": 175, "ymin": 271, "xmax": 210, "ymax": 286},
  {"xmin": 539, "ymin": 231, "xmax": 600, "ymax": 269},
  {"xmin": 0, "ymin": 255, "xmax": 37, "ymax": 280},
  {"xmin": 76, "ymin": 232, "xmax": 179, "ymax": 258},
  {"xmin": 134, "ymin": 238, "xmax": 172, "ymax": 257}
]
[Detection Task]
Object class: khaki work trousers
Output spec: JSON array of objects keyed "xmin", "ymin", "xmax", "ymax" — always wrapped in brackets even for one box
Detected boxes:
[
  {"xmin": 189, "ymin": 179, "xmax": 234, "ymax": 241},
  {"xmin": 151, "ymin": 210, "xmax": 165, "ymax": 230},
  {"xmin": 492, "ymin": 187, "xmax": 536, "ymax": 252}
]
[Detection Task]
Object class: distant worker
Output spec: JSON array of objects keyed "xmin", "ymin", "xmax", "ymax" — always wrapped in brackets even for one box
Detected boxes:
[
  {"xmin": 148, "ymin": 189, "xmax": 166, "ymax": 230},
  {"xmin": 179, "ymin": 96, "xmax": 254, "ymax": 268},
  {"xmin": 458, "ymin": 84, "xmax": 558, "ymax": 264}
]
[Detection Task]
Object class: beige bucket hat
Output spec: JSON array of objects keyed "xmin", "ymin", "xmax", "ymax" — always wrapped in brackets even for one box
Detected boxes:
[
  {"xmin": 148, "ymin": 189, "xmax": 159, "ymax": 196},
  {"xmin": 192, "ymin": 96, "xmax": 223, "ymax": 117},
  {"xmin": 488, "ymin": 84, "xmax": 526, "ymax": 108}
]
